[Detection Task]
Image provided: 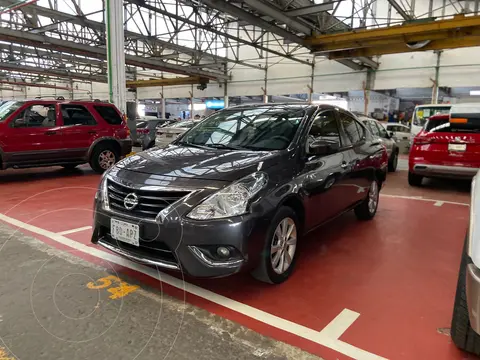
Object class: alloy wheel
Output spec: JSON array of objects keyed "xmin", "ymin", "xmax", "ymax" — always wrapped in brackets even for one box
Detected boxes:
[
  {"xmin": 271, "ymin": 218, "xmax": 297, "ymax": 275},
  {"xmin": 368, "ymin": 180, "xmax": 379, "ymax": 214},
  {"xmin": 99, "ymin": 150, "xmax": 116, "ymax": 170}
]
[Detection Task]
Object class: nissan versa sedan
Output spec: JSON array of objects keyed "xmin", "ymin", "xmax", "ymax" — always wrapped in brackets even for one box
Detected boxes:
[{"xmin": 92, "ymin": 104, "xmax": 388, "ymax": 284}]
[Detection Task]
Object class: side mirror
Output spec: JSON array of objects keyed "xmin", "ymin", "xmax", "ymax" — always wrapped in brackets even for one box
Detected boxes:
[
  {"xmin": 13, "ymin": 118, "xmax": 26, "ymax": 127},
  {"xmin": 309, "ymin": 139, "xmax": 340, "ymax": 155}
]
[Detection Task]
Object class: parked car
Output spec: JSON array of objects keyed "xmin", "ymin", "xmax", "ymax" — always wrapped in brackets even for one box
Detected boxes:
[
  {"xmin": 410, "ymin": 104, "xmax": 451, "ymax": 136},
  {"xmin": 383, "ymin": 123, "xmax": 411, "ymax": 149},
  {"xmin": 135, "ymin": 118, "xmax": 177, "ymax": 150},
  {"xmin": 91, "ymin": 104, "xmax": 388, "ymax": 284},
  {"xmin": 155, "ymin": 120, "xmax": 198, "ymax": 148},
  {"xmin": 0, "ymin": 99, "xmax": 131, "ymax": 173},
  {"xmin": 408, "ymin": 103, "xmax": 480, "ymax": 186},
  {"xmin": 451, "ymin": 171, "xmax": 480, "ymax": 356},
  {"xmin": 357, "ymin": 114, "xmax": 399, "ymax": 172}
]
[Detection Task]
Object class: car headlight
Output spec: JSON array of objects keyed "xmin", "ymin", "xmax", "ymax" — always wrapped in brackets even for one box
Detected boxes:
[
  {"xmin": 187, "ymin": 172, "xmax": 268, "ymax": 220},
  {"xmin": 97, "ymin": 170, "xmax": 111, "ymax": 210}
]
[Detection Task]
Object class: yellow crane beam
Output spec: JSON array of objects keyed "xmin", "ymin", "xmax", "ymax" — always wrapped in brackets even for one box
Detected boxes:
[
  {"xmin": 327, "ymin": 36, "xmax": 480, "ymax": 59},
  {"xmin": 305, "ymin": 14, "xmax": 480, "ymax": 49},
  {"xmin": 126, "ymin": 76, "xmax": 209, "ymax": 88}
]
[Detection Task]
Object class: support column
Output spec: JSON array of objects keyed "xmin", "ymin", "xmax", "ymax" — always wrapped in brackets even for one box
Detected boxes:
[
  {"xmin": 161, "ymin": 95, "xmax": 166, "ymax": 119},
  {"xmin": 105, "ymin": 0, "xmax": 126, "ymax": 114},
  {"xmin": 432, "ymin": 50, "xmax": 442, "ymax": 104},
  {"xmin": 223, "ymin": 63, "xmax": 229, "ymax": 108}
]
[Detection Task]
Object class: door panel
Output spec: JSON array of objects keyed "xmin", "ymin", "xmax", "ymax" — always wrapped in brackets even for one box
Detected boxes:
[
  {"xmin": 60, "ymin": 104, "xmax": 100, "ymax": 159},
  {"xmin": 2, "ymin": 103, "xmax": 64, "ymax": 166}
]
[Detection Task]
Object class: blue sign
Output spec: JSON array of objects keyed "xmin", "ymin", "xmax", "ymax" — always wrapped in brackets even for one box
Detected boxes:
[{"xmin": 206, "ymin": 100, "xmax": 225, "ymax": 109}]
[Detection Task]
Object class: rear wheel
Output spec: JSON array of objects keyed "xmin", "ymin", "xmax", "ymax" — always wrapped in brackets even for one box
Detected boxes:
[
  {"xmin": 252, "ymin": 207, "xmax": 299, "ymax": 284},
  {"xmin": 388, "ymin": 151, "xmax": 398, "ymax": 172},
  {"xmin": 90, "ymin": 144, "xmax": 118, "ymax": 174},
  {"xmin": 451, "ymin": 236, "xmax": 480, "ymax": 355},
  {"xmin": 354, "ymin": 179, "xmax": 379, "ymax": 221},
  {"xmin": 408, "ymin": 171, "xmax": 423, "ymax": 186}
]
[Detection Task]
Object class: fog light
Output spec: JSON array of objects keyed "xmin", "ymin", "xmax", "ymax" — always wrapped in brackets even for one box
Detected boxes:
[{"xmin": 217, "ymin": 247, "xmax": 230, "ymax": 258}]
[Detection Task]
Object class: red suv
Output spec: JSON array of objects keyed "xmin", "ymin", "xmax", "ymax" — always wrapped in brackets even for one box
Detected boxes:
[
  {"xmin": 0, "ymin": 99, "xmax": 132, "ymax": 173},
  {"xmin": 409, "ymin": 104, "xmax": 480, "ymax": 186}
]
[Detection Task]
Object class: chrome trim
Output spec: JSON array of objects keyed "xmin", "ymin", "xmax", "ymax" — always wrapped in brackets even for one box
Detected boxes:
[
  {"xmin": 97, "ymin": 239, "xmax": 180, "ymax": 270},
  {"xmin": 467, "ymin": 263, "xmax": 480, "ymax": 334},
  {"xmin": 108, "ymin": 175, "xmax": 195, "ymax": 193},
  {"xmin": 188, "ymin": 246, "xmax": 245, "ymax": 269}
]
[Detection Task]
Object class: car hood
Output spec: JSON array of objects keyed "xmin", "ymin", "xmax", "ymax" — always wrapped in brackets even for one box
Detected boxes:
[{"xmin": 114, "ymin": 144, "xmax": 284, "ymax": 182}]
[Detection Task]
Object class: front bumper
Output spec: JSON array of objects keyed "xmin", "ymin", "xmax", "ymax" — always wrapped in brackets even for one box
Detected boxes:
[
  {"xmin": 467, "ymin": 263, "xmax": 480, "ymax": 334},
  {"xmin": 91, "ymin": 202, "xmax": 269, "ymax": 278},
  {"xmin": 411, "ymin": 164, "xmax": 479, "ymax": 179}
]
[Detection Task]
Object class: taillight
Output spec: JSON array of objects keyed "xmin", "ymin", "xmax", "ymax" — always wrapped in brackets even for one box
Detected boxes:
[
  {"xmin": 137, "ymin": 129, "xmax": 150, "ymax": 135},
  {"xmin": 413, "ymin": 137, "xmax": 433, "ymax": 145}
]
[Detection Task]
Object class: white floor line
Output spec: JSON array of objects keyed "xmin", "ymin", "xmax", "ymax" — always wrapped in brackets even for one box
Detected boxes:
[
  {"xmin": 381, "ymin": 193, "xmax": 469, "ymax": 206},
  {"xmin": 57, "ymin": 226, "xmax": 92, "ymax": 235},
  {"xmin": 0, "ymin": 213, "xmax": 387, "ymax": 360},
  {"xmin": 434, "ymin": 201, "xmax": 444, "ymax": 207},
  {"xmin": 317, "ymin": 309, "xmax": 360, "ymax": 340}
]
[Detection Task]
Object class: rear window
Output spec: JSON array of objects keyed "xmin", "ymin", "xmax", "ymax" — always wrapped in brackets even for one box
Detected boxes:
[
  {"xmin": 94, "ymin": 105, "xmax": 123, "ymax": 125},
  {"xmin": 136, "ymin": 121, "xmax": 147, "ymax": 128},
  {"xmin": 413, "ymin": 106, "xmax": 451, "ymax": 127},
  {"xmin": 170, "ymin": 121, "xmax": 195, "ymax": 128},
  {"xmin": 425, "ymin": 117, "xmax": 480, "ymax": 133}
]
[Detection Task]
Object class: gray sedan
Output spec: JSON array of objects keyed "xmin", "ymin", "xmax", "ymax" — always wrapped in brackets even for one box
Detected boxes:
[{"xmin": 156, "ymin": 120, "xmax": 198, "ymax": 148}]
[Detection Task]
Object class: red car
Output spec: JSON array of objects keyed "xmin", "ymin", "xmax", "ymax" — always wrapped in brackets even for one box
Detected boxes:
[
  {"xmin": 409, "ymin": 104, "xmax": 480, "ymax": 186},
  {"xmin": 0, "ymin": 99, "xmax": 132, "ymax": 173}
]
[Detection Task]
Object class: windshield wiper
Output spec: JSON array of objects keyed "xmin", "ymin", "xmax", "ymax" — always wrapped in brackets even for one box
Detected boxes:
[
  {"xmin": 176, "ymin": 141, "xmax": 211, "ymax": 150},
  {"xmin": 206, "ymin": 143, "xmax": 246, "ymax": 150}
]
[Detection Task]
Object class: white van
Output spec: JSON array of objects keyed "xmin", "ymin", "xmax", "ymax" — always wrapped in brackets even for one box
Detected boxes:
[{"xmin": 411, "ymin": 104, "xmax": 451, "ymax": 136}]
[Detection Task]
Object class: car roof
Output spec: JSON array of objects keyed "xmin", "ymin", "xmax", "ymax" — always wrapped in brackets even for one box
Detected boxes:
[
  {"xmin": 21, "ymin": 99, "xmax": 116, "ymax": 106},
  {"xmin": 225, "ymin": 103, "xmax": 338, "ymax": 111}
]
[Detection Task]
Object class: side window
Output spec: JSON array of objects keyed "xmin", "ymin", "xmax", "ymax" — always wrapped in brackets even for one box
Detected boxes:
[
  {"xmin": 94, "ymin": 105, "xmax": 123, "ymax": 125},
  {"xmin": 13, "ymin": 103, "xmax": 56, "ymax": 128},
  {"xmin": 375, "ymin": 122, "xmax": 388, "ymax": 138},
  {"xmin": 339, "ymin": 113, "xmax": 363, "ymax": 145},
  {"xmin": 307, "ymin": 110, "xmax": 341, "ymax": 147},
  {"xmin": 366, "ymin": 121, "xmax": 379, "ymax": 136},
  {"xmin": 61, "ymin": 105, "xmax": 96, "ymax": 126}
]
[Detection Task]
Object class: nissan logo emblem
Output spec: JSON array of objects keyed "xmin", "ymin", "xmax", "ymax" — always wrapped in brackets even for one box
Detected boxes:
[{"xmin": 124, "ymin": 193, "xmax": 139, "ymax": 210}]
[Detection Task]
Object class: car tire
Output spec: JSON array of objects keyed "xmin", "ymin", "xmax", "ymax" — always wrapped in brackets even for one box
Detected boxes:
[
  {"xmin": 90, "ymin": 144, "xmax": 118, "ymax": 174},
  {"xmin": 252, "ymin": 206, "xmax": 300, "ymax": 284},
  {"xmin": 408, "ymin": 171, "xmax": 423, "ymax": 186},
  {"xmin": 354, "ymin": 179, "xmax": 379, "ymax": 221},
  {"xmin": 61, "ymin": 164, "xmax": 78, "ymax": 170},
  {"xmin": 451, "ymin": 236, "xmax": 480, "ymax": 355},
  {"xmin": 388, "ymin": 150, "xmax": 398, "ymax": 172}
]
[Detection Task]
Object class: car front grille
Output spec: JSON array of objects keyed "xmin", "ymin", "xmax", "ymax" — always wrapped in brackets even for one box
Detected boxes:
[{"xmin": 107, "ymin": 179, "xmax": 190, "ymax": 220}]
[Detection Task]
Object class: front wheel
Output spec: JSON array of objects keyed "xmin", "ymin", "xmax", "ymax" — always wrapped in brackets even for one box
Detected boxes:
[
  {"xmin": 354, "ymin": 179, "xmax": 379, "ymax": 221},
  {"xmin": 252, "ymin": 207, "xmax": 300, "ymax": 284},
  {"xmin": 90, "ymin": 145, "xmax": 118, "ymax": 174}
]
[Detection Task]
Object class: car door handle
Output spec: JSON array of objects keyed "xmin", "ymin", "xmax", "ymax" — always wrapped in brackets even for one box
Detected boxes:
[
  {"xmin": 88, "ymin": 131, "xmax": 97, "ymax": 135},
  {"xmin": 45, "ymin": 130, "xmax": 57, "ymax": 135}
]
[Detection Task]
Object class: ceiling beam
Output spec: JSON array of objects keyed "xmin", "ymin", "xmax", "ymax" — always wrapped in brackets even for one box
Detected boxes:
[
  {"xmin": 387, "ymin": 0, "xmax": 413, "ymax": 20},
  {"xmin": 0, "ymin": 80, "xmax": 71, "ymax": 90},
  {"xmin": 0, "ymin": 0, "xmax": 233, "ymax": 70},
  {"xmin": 242, "ymin": 0, "xmax": 313, "ymax": 34},
  {"xmin": 285, "ymin": 2, "xmax": 335, "ymax": 17},
  {"xmin": 126, "ymin": 76, "xmax": 209, "ymax": 88},
  {"xmin": 0, "ymin": 62, "xmax": 106, "ymax": 82},
  {"xmin": 0, "ymin": 27, "xmax": 229, "ymax": 80}
]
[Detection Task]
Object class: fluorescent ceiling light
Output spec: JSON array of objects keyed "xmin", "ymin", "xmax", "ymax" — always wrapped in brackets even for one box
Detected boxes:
[{"xmin": 470, "ymin": 90, "xmax": 480, "ymax": 96}]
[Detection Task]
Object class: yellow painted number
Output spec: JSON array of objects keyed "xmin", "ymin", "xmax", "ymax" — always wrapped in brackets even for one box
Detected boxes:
[{"xmin": 86, "ymin": 275, "xmax": 139, "ymax": 299}]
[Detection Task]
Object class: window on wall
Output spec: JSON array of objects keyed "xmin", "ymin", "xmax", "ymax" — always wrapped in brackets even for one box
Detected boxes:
[{"xmin": 61, "ymin": 105, "xmax": 96, "ymax": 126}]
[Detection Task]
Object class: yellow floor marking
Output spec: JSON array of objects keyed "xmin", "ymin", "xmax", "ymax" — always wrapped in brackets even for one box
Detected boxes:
[
  {"xmin": 0, "ymin": 347, "xmax": 15, "ymax": 360},
  {"xmin": 125, "ymin": 152, "xmax": 136, "ymax": 157},
  {"xmin": 87, "ymin": 275, "xmax": 139, "ymax": 299}
]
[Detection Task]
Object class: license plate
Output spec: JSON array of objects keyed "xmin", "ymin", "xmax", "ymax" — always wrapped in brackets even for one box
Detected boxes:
[
  {"xmin": 448, "ymin": 143, "xmax": 466, "ymax": 152},
  {"xmin": 111, "ymin": 219, "xmax": 139, "ymax": 246}
]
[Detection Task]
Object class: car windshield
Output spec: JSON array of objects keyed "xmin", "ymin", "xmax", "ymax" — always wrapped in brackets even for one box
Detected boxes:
[
  {"xmin": 0, "ymin": 101, "xmax": 23, "ymax": 122},
  {"xmin": 413, "ymin": 106, "xmax": 451, "ymax": 127},
  {"xmin": 178, "ymin": 107, "xmax": 305, "ymax": 151},
  {"xmin": 424, "ymin": 116, "xmax": 480, "ymax": 133}
]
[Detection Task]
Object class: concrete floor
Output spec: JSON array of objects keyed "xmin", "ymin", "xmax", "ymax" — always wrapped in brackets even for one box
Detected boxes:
[
  {"xmin": 0, "ymin": 161, "xmax": 474, "ymax": 360},
  {"xmin": 0, "ymin": 223, "xmax": 317, "ymax": 360}
]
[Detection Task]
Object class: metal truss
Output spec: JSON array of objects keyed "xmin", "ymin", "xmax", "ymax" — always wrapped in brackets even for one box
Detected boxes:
[{"xmin": 0, "ymin": 0, "xmax": 473, "ymax": 85}]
